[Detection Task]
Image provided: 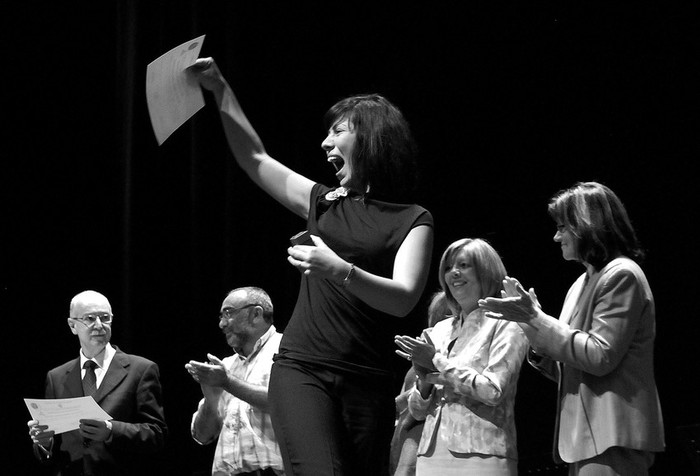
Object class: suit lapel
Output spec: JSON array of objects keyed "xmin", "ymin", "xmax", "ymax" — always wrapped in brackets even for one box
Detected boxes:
[
  {"xmin": 62, "ymin": 359, "xmax": 84, "ymax": 397},
  {"xmin": 93, "ymin": 349, "xmax": 129, "ymax": 404}
]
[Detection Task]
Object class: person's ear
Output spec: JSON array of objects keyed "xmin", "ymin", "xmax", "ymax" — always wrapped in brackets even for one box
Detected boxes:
[
  {"xmin": 251, "ymin": 305, "xmax": 264, "ymax": 323},
  {"xmin": 67, "ymin": 318, "xmax": 78, "ymax": 335}
]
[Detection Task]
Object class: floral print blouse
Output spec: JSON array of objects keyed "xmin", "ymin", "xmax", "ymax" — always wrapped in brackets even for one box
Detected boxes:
[{"xmin": 408, "ymin": 308, "xmax": 528, "ymax": 460}]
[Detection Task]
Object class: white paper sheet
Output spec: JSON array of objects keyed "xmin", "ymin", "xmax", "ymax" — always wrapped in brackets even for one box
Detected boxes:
[
  {"xmin": 24, "ymin": 397, "xmax": 113, "ymax": 435},
  {"xmin": 146, "ymin": 35, "xmax": 206, "ymax": 145}
]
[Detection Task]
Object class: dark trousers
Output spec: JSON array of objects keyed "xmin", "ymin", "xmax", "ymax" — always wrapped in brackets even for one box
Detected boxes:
[
  {"xmin": 238, "ymin": 469, "xmax": 278, "ymax": 476},
  {"xmin": 57, "ymin": 458, "xmax": 113, "ymax": 476},
  {"xmin": 269, "ymin": 358, "xmax": 395, "ymax": 476}
]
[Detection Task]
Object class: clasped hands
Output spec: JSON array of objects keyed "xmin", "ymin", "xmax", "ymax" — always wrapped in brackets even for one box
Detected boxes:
[{"xmin": 478, "ymin": 276, "xmax": 540, "ymax": 322}]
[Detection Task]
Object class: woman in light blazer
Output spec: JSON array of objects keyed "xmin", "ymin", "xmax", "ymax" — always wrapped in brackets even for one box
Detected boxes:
[
  {"xmin": 390, "ymin": 290, "xmax": 452, "ymax": 476},
  {"xmin": 395, "ymin": 238, "xmax": 528, "ymax": 475},
  {"xmin": 480, "ymin": 182, "xmax": 665, "ymax": 476}
]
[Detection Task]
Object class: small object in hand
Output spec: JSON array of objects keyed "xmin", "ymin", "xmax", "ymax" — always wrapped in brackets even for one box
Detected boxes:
[{"xmin": 290, "ymin": 230, "xmax": 313, "ymax": 246}]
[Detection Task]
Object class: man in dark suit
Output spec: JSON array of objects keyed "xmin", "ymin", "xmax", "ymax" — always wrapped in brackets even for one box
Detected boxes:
[{"xmin": 27, "ymin": 290, "xmax": 167, "ymax": 476}]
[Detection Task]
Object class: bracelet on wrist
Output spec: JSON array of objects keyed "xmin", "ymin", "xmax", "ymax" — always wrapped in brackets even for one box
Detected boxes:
[{"xmin": 341, "ymin": 263, "xmax": 355, "ymax": 287}]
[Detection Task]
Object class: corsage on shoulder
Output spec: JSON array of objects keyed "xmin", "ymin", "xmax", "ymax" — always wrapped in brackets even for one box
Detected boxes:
[{"xmin": 325, "ymin": 187, "xmax": 349, "ymax": 201}]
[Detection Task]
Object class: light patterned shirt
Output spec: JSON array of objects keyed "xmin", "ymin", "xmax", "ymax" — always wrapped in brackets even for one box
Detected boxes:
[
  {"xmin": 191, "ymin": 326, "xmax": 284, "ymax": 475},
  {"xmin": 408, "ymin": 308, "xmax": 528, "ymax": 460}
]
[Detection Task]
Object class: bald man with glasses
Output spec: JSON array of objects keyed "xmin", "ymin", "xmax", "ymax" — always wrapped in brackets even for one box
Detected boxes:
[
  {"xmin": 186, "ymin": 286, "xmax": 284, "ymax": 476},
  {"xmin": 27, "ymin": 290, "xmax": 167, "ymax": 476}
]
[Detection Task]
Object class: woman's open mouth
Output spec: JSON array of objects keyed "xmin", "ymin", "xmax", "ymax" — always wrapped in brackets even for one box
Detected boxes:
[{"xmin": 328, "ymin": 155, "xmax": 344, "ymax": 172}]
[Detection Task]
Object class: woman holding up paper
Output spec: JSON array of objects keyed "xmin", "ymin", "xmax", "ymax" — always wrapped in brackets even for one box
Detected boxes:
[{"xmin": 189, "ymin": 58, "xmax": 433, "ymax": 476}]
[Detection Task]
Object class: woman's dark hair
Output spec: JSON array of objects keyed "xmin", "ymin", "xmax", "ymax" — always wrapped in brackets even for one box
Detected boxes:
[
  {"xmin": 548, "ymin": 181, "xmax": 645, "ymax": 270},
  {"xmin": 324, "ymin": 94, "xmax": 418, "ymax": 202},
  {"xmin": 437, "ymin": 238, "xmax": 507, "ymax": 316}
]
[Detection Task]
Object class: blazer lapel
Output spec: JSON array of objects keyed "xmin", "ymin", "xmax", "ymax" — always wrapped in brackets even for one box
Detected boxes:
[
  {"xmin": 560, "ymin": 274, "xmax": 587, "ymax": 326},
  {"xmin": 569, "ymin": 270, "xmax": 604, "ymax": 330},
  {"xmin": 93, "ymin": 350, "xmax": 129, "ymax": 404}
]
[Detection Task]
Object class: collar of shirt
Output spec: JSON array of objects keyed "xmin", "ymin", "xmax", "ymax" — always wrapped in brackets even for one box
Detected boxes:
[
  {"xmin": 236, "ymin": 325, "xmax": 277, "ymax": 363},
  {"xmin": 451, "ymin": 308, "xmax": 483, "ymax": 337},
  {"xmin": 80, "ymin": 343, "xmax": 116, "ymax": 388},
  {"xmin": 454, "ymin": 307, "xmax": 481, "ymax": 327}
]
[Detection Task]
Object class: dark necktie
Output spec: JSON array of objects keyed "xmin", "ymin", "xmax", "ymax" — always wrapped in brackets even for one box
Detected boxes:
[
  {"xmin": 81, "ymin": 360, "xmax": 100, "ymax": 458},
  {"xmin": 82, "ymin": 360, "xmax": 98, "ymax": 396}
]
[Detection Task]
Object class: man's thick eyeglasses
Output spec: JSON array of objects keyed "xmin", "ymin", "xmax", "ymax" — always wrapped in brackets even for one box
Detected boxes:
[
  {"xmin": 71, "ymin": 313, "xmax": 113, "ymax": 326},
  {"xmin": 218, "ymin": 304, "xmax": 257, "ymax": 321}
]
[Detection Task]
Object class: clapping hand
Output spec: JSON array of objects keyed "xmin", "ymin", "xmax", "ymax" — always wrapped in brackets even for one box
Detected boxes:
[
  {"xmin": 394, "ymin": 331, "xmax": 437, "ymax": 374},
  {"xmin": 479, "ymin": 276, "xmax": 540, "ymax": 323},
  {"xmin": 186, "ymin": 353, "xmax": 228, "ymax": 388}
]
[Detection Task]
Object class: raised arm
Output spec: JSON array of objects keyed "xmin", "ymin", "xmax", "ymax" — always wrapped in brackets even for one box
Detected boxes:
[{"xmin": 189, "ymin": 58, "xmax": 315, "ymax": 219}]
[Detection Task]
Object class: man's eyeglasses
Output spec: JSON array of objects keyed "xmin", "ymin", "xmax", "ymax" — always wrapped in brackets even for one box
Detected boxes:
[
  {"xmin": 218, "ymin": 304, "xmax": 258, "ymax": 321},
  {"xmin": 71, "ymin": 313, "xmax": 113, "ymax": 326}
]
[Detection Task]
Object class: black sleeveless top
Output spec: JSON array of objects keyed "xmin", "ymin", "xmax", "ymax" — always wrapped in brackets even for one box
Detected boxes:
[{"xmin": 277, "ymin": 183, "xmax": 434, "ymax": 377}]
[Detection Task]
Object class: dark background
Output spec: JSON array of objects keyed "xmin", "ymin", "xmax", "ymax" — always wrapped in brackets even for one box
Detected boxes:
[{"xmin": 4, "ymin": 2, "xmax": 698, "ymax": 474}]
